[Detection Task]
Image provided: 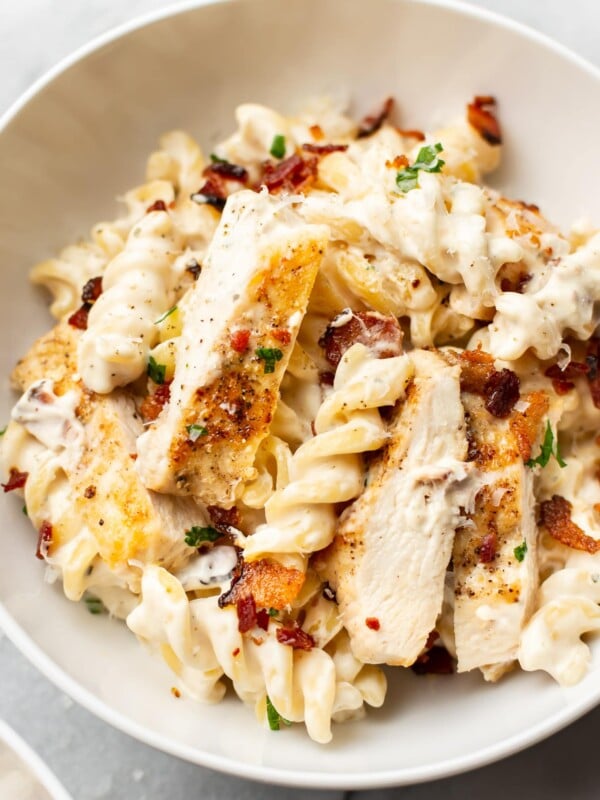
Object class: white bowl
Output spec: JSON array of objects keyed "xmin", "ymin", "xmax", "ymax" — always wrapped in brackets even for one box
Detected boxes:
[
  {"xmin": 0, "ymin": 722, "xmax": 72, "ymax": 800},
  {"xmin": 1, "ymin": 0, "xmax": 600, "ymax": 790}
]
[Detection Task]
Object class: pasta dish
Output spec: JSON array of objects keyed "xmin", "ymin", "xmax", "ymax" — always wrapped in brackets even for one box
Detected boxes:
[{"xmin": 3, "ymin": 95, "xmax": 600, "ymax": 743}]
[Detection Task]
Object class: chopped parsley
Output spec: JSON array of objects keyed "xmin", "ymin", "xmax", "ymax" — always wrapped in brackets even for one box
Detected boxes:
[
  {"xmin": 210, "ymin": 153, "xmax": 227, "ymax": 163},
  {"xmin": 268, "ymin": 608, "xmax": 279, "ymax": 617},
  {"xmin": 186, "ymin": 423, "xmax": 208, "ymax": 441},
  {"xmin": 0, "ymin": 426, "xmax": 6, "ymax": 437},
  {"xmin": 269, "ymin": 134, "xmax": 286, "ymax": 159},
  {"xmin": 22, "ymin": 505, "xmax": 27, "ymax": 516},
  {"xmin": 147, "ymin": 355, "xmax": 166, "ymax": 385},
  {"xmin": 154, "ymin": 305, "xmax": 177, "ymax": 324},
  {"xmin": 514, "ymin": 541, "xmax": 528, "ymax": 562},
  {"xmin": 84, "ymin": 594, "xmax": 106, "ymax": 615},
  {"xmin": 266, "ymin": 695, "xmax": 291, "ymax": 731},
  {"xmin": 256, "ymin": 347, "xmax": 283, "ymax": 374},
  {"xmin": 184, "ymin": 526, "xmax": 221, "ymax": 546},
  {"xmin": 526, "ymin": 420, "xmax": 567, "ymax": 469},
  {"xmin": 396, "ymin": 142, "xmax": 445, "ymax": 193}
]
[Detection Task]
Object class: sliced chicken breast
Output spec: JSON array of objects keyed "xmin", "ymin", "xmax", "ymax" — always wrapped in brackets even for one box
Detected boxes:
[
  {"xmin": 10, "ymin": 323, "xmax": 208, "ymax": 569},
  {"xmin": 136, "ymin": 190, "xmax": 328, "ymax": 507},
  {"xmin": 318, "ymin": 349, "xmax": 470, "ymax": 666},
  {"xmin": 453, "ymin": 389, "xmax": 548, "ymax": 679}
]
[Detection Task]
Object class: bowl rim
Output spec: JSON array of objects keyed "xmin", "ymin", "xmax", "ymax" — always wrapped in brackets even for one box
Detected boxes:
[
  {"xmin": 0, "ymin": 720, "xmax": 72, "ymax": 800},
  {"xmin": 1, "ymin": 0, "xmax": 600, "ymax": 789}
]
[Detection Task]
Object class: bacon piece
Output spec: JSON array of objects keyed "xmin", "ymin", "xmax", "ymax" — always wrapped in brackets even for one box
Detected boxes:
[
  {"xmin": 483, "ymin": 368, "xmax": 520, "ymax": 418},
  {"xmin": 140, "ymin": 382, "xmax": 171, "ymax": 422},
  {"xmin": 236, "ymin": 595, "xmax": 258, "ymax": 633},
  {"xmin": 68, "ymin": 303, "xmax": 91, "ymax": 330},
  {"xmin": 262, "ymin": 154, "xmax": 318, "ymax": 194},
  {"xmin": 478, "ymin": 529, "xmax": 497, "ymax": 563},
  {"xmin": 219, "ymin": 558, "xmax": 305, "ymax": 610},
  {"xmin": 411, "ymin": 646, "xmax": 455, "ymax": 675},
  {"xmin": 309, "ymin": 124, "xmax": 324, "ymax": 141},
  {"xmin": 301, "ymin": 143, "xmax": 348, "ymax": 155},
  {"xmin": 230, "ymin": 329, "xmax": 250, "ymax": 353},
  {"xmin": 319, "ymin": 370, "xmax": 335, "ymax": 387},
  {"xmin": 467, "ymin": 95, "xmax": 502, "ymax": 146},
  {"xmin": 545, "ymin": 361, "xmax": 589, "ymax": 395},
  {"xmin": 397, "ymin": 128, "xmax": 425, "ymax": 141},
  {"xmin": 256, "ymin": 608, "xmax": 270, "ymax": 631},
  {"xmin": 386, "ymin": 154, "xmax": 409, "ymax": 169},
  {"xmin": 276, "ymin": 625, "xmax": 315, "ymax": 651},
  {"xmin": 357, "ymin": 97, "xmax": 394, "ymax": 138},
  {"xmin": 319, "ymin": 311, "xmax": 403, "ymax": 369},
  {"xmin": 2, "ymin": 468, "xmax": 28, "ymax": 492},
  {"xmin": 191, "ymin": 174, "xmax": 227, "ymax": 211},
  {"xmin": 509, "ymin": 390, "xmax": 550, "ymax": 462},
  {"xmin": 457, "ymin": 348, "xmax": 496, "ymax": 394},
  {"xmin": 81, "ymin": 276, "xmax": 103, "ymax": 304},
  {"xmin": 540, "ymin": 495, "xmax": 600, "ymax": 554},
  {"xmin": 35, "ymin": 520, "xmax": 53, "ymax": 560},
  {"xmin": 208, "ymin": 505, "xmax": 241, "ymax": 534},
  {"xmin": 272, "ymin": 329, "xmax": 291, "ymax": 345},
  {"xmin": 204, "ymin": 161, "xmax": 248, "ymax": 183},
  {"xmin": 146, "ymin": 199, "xmax": 167, "ymax": 213}
]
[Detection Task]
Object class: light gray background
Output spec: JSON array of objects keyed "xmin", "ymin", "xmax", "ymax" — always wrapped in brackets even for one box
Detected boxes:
[{"xmin": 1, "ymin": 1, "xmax": 599, "ymax": 798}]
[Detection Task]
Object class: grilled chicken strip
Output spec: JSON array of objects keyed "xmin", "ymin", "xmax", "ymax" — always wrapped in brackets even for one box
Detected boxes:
[
  {"xmin": 136, "ymin": 190, "xmax": 328, "ymax": 507},
  {"xmin": 453, "ymin": 388, "xmax": 548, "ymax": 679},
  {"xmin": 318, "ymin": 349, "xmax": 471, "ymax": 666},
  {"xmin": 9, "ymin": 322, "xmax": 207, "ymax": 570}
]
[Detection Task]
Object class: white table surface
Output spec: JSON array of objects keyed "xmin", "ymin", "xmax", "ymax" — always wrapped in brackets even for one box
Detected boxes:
[{"xmin": 1, "ymin": 1, "xmax": 599, "ymax": 798}]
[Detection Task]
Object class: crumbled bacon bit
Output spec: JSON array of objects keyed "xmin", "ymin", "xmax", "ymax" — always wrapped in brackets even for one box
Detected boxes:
[
  {"xmin": 365, "ymin": 617, "xmax": 380, "ymax": 631},
  {"xmin": 457, "ymin": 348, "xmax": 496, "ymax": 394},
  {"xmin": 256, "ymin": 608, "xmax": 270, "ymax": 631},
  {"xmin": 272, "ymin": 329, "xmax": 291, "ymax": 345},
  {"xmin": 219, "ymin": 558, "xmax": 305, "ymax": 610},
  {"xmin": 191, "ymin": 174, "xmax": 227, "ymax": 210},
  {"xmin": 397, "ymin": 128, "xmax": 425, "ymax": 141},
  {"xmin": 186, "ymin": 259, "xmax": 202, "ymax": 279},
  {"xmin": 319, "ymin": 370, "xmax": 335, "ymax": 387},
  {"xmin": 509, "ymin": 390, "xmax": 550, "ymax": 462},
  {"xmin": 425, "ymin": 630, "xmax": 439, "ymax": 650},
  {"xmin": 319, "ymin": 311, "xmax": 403, "ymax": 369},
  {"xmin": 36, "ymin": 520, "xmax": 53, "ymax": 560},
  {"xmin": 483, "ymin": 368, "xmax": 520, "ymax": 418},
  {"xmin": 2, "ymin": 468, "xmax": 28, "ymax": 492},
  {"xmin": 540, "ymin": 495, "xmax": 600, "ymax": 553},
  {"xmin": 276, "ymin": 625, "xmax": 315, "ymax": 651},
  {"xmin": 146, "ymin": 199, "xmax": 167, "ymax": 213},
  {"xmin": 309, "ymin": 124, "xmax": 324, "ymax": 140},
  {"xmin": 262, "ymin": 154, "xmax": 318, "ymax": 194},
  {"xmin": 81, "ymin": 276, "xmax": 103, "ymax": 304},
  {"xmin": 208, "ymin": 505, "xmax": 241, "ymax": 533},
  {"xmin": 230, "ymin": 329, "xmax": 251, "ymax": 353},
  {"xmin": 204, "ymin": 160, "xmax": 248, "ymax": 183},
  {"xmin": 357, "ymin": 97, "xmax": 394, "ymax": 138},
  {"xmin": 68, "ymin": 303, "xmax": 91, "ymax": 330},
  {"xmin": 467, "ymin": 95, "xmax": 502, "ymax": 145},
  {"xmin": 84, "ymin": 485, "xmax": 96, "ymax": 499},
  {"xmin": 236, "ymin": 595, "xmax": 258, "ymax": 633},
  {"xmin": 232, "ymin": 647, "xmax": 240, "ymax": 656},
  {"xmin": 479, "ymin": 529, "xmax": 497, "ymax": 563},
  {"xmin": 301, "ymin": 143, "xmax": 349, "ymax": 155},
  {"xmin": 386, "ymin": 154, "xmax": 409, "ymax": 169},
  {"xmin": 140, "ymin": 381, "xmax": 171, "ymax": 422},
  {"xmin": 545, "ymin": 361, "xmax": 589, "ymax": 395},
  {"xmin": 411, "ymin": 646, "xmax": 455, "ymax": 675}
]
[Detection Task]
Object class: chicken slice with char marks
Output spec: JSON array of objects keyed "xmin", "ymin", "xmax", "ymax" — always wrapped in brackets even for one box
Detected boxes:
[
  {"xmin": 453, "ymin": 389, "xmax": 548, "ymax": 679},
  {"xmin": 317, "ymin": 349, "xmax": 471, "ymax": 666},
  {"xmin": 136, "ymin": 190, "xmax": 328, "ymax": 507}
]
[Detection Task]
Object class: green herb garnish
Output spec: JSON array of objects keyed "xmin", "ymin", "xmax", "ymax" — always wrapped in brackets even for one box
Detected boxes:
[
  {"xmin": 268, "ymin": 608, "xmax": 279, "ymax": 617},
  {"xmin": 269, "ymin": 134, "xmax": 286, "ymax": 159},
  {"xmin": 154, "ymin": 305, "xmax": 177, "ymax": 324},
  {"xmin": 147, "ymin": 355, "xmax": 166, "ymax": 385},
  {"xmin": 526, "ymin": 420, "xmax": 566, "ymax": 469},
  {"xmin": 514, "ymin": 541, "xmax": 528, "ymax": 562},
  {"xmin": 266, "ymin": 695, "xmax": 291, "ymax": 731},
  {"xmin": 184, "ymin": 526, "xmax": 221, "ymax": 546},
  {"xmin": 84, "ymin": 594, "xmax": 106, "ymax": 615},
  {"xmin": 22, "ymin": 505, "xmax": 27, "ymax": 516},
  {"xmin": 256, "ymin": 347, "xmax": 283, "ymax": 374},
  {"xmin": 0, "ymin": 426, "xmax": 6, "ymax": 437},
  {"xmin": 186, "ymin": 423, "xmax": 208, "ymax": 441},
  {"xmin": 396, "ymin": 142, "xmax": 445, "ymax": 193},
  {"xmin": 210, "ymin": 153, "xmax": 227, "ymax": 163}
]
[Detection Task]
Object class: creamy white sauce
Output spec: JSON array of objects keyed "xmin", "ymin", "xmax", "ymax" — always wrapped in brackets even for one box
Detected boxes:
[
  {"xmin": 175, "ymin": 546, "xmax": 238, "ymax": 590},
  {"xmin": 12, "ymin": 379, "xmax": 84, "ymax": 466}
]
